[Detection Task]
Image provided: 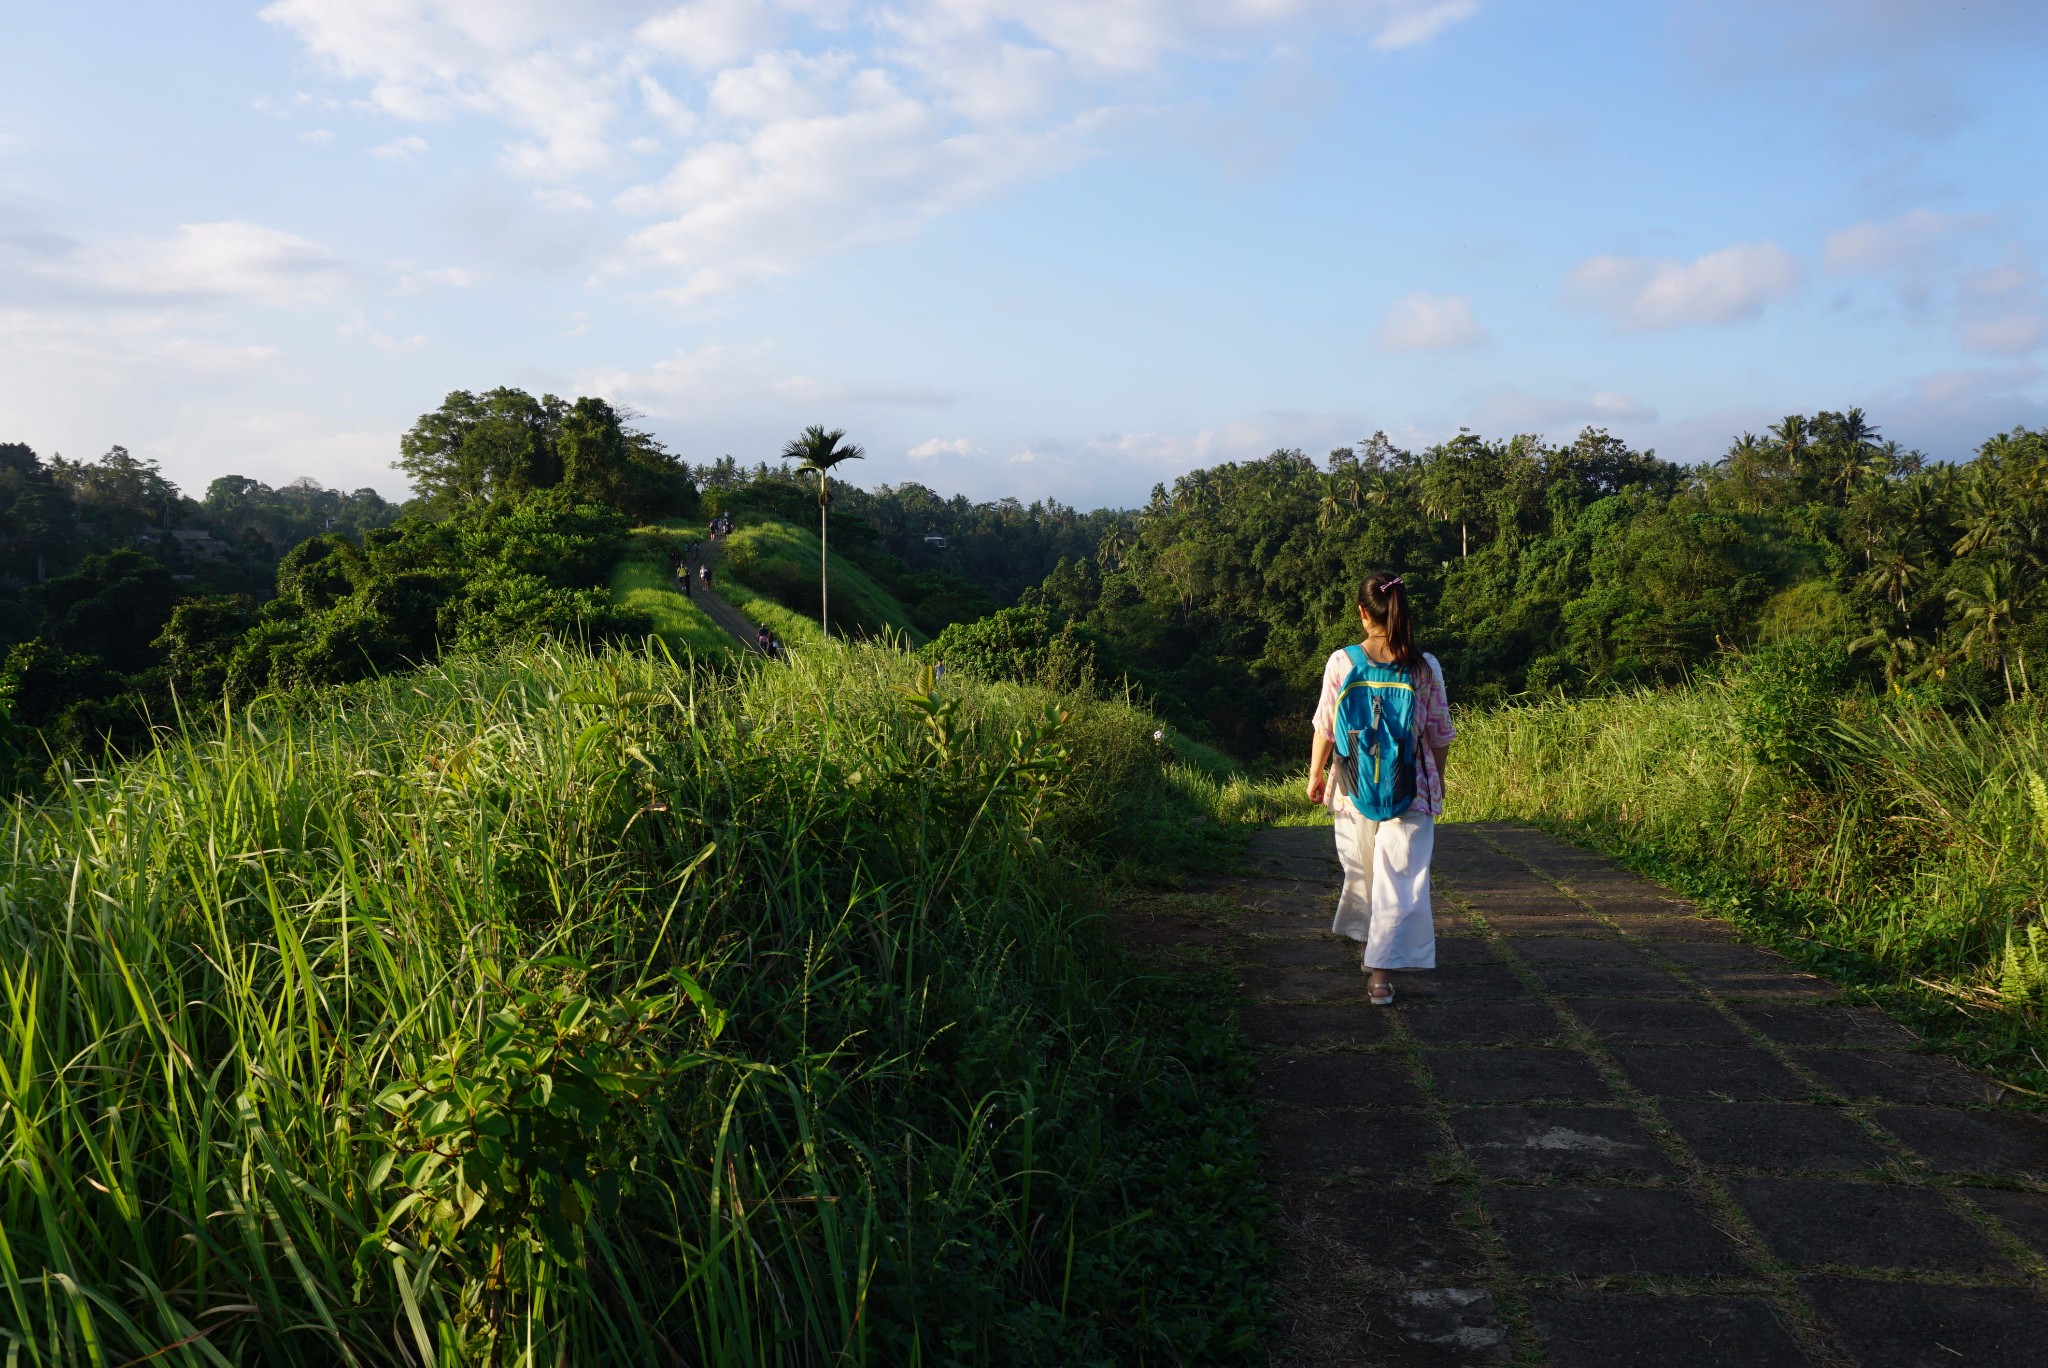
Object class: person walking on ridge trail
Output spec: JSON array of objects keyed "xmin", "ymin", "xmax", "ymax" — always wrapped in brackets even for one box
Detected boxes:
[{"xmin": 1305, "ymin": 573, "xmax": 1455, "ymax": 1006}]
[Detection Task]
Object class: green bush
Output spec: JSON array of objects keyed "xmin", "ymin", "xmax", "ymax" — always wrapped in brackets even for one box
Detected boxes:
[{"xmin": 1731, "ymin": 637, "xmax": 1854, "ymax": 787}]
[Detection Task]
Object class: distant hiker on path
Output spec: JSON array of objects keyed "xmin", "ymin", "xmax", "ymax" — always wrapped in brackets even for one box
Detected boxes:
[
  {"xmin": 1305, "ymin": 573, "xmax": 1455, "ymax": 1006},
  {"xmin": 700, "ymin": 563, "xmax": 712, "ymax": 589}
]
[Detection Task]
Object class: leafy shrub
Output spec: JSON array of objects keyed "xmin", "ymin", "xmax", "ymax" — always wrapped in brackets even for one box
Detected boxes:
[
  {"xmin": 1732, "ymin": 637, "xmax": 1854, "ymax": 787},
  {"xmin": 925, "ymin": 605, "xmax": 1099, "ymax": 694}
]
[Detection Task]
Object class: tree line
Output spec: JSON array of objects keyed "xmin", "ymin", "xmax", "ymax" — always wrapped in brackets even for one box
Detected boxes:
[
  {"xmin": 0, "ymin": 390, "xmax": 695, "ymax": 781},
  {"xmin": 934, "ymin": 413, "xmax": 2047, "ymax": 756}
]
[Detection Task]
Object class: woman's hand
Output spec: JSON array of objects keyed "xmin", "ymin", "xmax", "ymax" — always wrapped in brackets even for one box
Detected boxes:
[{"xmin": 1307, "ymin": 728, "xmax": 1334, "ymax": 805}]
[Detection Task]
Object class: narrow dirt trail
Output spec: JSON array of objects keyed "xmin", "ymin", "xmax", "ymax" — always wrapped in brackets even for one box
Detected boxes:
[{"xmin": 1140, "ymin": 821, "xmax": 2048, "ymax": 1366}]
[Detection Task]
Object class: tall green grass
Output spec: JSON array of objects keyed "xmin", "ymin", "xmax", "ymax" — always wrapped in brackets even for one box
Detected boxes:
[
  {"xmin": 0, "ymin": 639, "xmax": 1264, "ymax": 1364},
  {"xmin": 1449, "ymin": 680, "xmax": 2048, "ymax": 1081}
]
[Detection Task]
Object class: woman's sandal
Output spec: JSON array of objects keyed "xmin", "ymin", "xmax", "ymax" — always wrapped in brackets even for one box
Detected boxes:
[{"xmin": 1368, "ymin": 980, "xmax": 1395, "ymax": 1006}]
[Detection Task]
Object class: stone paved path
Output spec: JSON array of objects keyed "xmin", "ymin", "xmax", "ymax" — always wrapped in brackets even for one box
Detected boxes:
[
  {"xmin": 1214, "ymin": 821, "xmax": 2048, "ymax": 1367},
  {"xmin": 685, "ymin": 541, "xmax": 769, "ymax": 655}
]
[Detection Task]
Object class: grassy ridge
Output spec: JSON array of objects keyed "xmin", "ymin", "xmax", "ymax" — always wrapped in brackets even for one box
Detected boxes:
[
  {"xmin": 720, "ymin": 514, "xmax": 927, "ymax": 641},
  {"xmin": 610, "ymin": 529, "xmax": 738, "ymax": 660},
  {"xmin": 1448, "ymin": 681, "xmax": 2048, "ymax": 1089},
  {"xmin": 0, "ymin": 641, "xmax": 1265, "ymax": 1365}
]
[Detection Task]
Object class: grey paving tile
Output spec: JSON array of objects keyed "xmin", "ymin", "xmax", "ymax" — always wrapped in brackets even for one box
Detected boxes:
[
  {"xmin": 1482, "ymin": 913, "xmax": 1616, "ymax": 937},
  {"xmin": 1659, "ymin": 1102, "xmax": 1890, "ymax": 1172},
  {"xmin": 1486, "ymin": 1187, "xmax": 1749, "ymax": 1276},
  {"xmin": 1964, "ymin": 1187, "xmax": 2048, "ymax": 1258},
  {"xmin": 1875, "ymin": 1106, "xmax": 2048, "ymax": 1179},
  {"xmin": 1279, "ymin": 1185, "xmax": 1489, "ymax": 1281},
  {"xmin": 1242, "ymin": 965, "xmax": 1368, "ymax": 1004},
  {"xmin": 1349, "ymin": 1288, "xmax": 1511, "ymax": 1366},
  {"xmin": 1264, "ymin": 1109, "xmax": 1446, "ymax": 1180},
  {"xmin": 1687, "ymin": 969, "xmax": 1841, "ymax": 1001},
  {"xmin": 1655, "ymin": 942, "xmax": 1793, "ymax": 971},
  {"xmin": 1608, "ymin": 1046, "xmax": 1810, "ymax": 1101},
  {"xmin": 1604, "ymin": 915, "xmax": 1740, "ymax": 941},
  {"xmin": 1801, "ymin": 1278, "xmax": 2048, "ymax": 1366},
  {"xmin": 1791, "ymin": 1050, "xmax": 2003, "ymax": 1105},
  {"xmin": 1506, "ymin": 937, "xmax": 1651, "ymax": 965},
  {"xmin": 1452, "ymin": 1106, "xmax": 1676, "ymax": 1179},
  {"xmin": 1402, "ymin": 1001, "xmax": 1566, "ymax": 1045},
  {"xmin": 1568, "ymin": 998, "xmax": 1749, "ymax": 1045},
  {"xmin": 1243, "ymin": 936, "xmax": 1357, "ymax": 968},
  {"xmin": 1733, "ymin": 1005, "xmax": 1918, "ymax": 1048},
  {"xmin": 1257, "ymin": 1054, "xmax": 1424, "ymax": 1108},
  {"xmin": 1241, "ymin": 1003, "xmax": 1389, "ymax": 1048},
  {"xmin": 1530, "ymin": 1295, "xmax": 1810, "ymax": 1368},
  {"xmin": 1537, "ymin": 964, "xmax": 1696, "ymax": 998},
  {"xmin": 1383, "ymin": 965, "xmax": 1531, "ymax": 1001},
  {"xmin": 1423, "ymin": 1048, "xmax": 1612, "ymax": 1104},
  {"xmin": 1730, "ymin": 1179, "xmax": 2012, "ymax": 1272},
  {"xmin": 1430, "ymin": 936, "xmax": 1506, "ymax": 967}
]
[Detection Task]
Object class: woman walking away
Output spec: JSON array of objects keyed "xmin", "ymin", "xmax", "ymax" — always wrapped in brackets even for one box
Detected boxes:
[{"xmin": 1306, "ymin": 573, "xmax": 1455, "ymax": 1005}]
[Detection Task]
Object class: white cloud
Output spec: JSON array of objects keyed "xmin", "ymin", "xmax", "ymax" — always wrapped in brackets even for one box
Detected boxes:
[
  {"xmin": 372, "ymin": 135, "xmax": 430, "ymax": 160},
  {"xmin": 261, "ymin": 1, "xmax": 1482, "ymax": 302},
  {"xmin": 77, "ymin": 221, "xmax": 350, "ymax": 306},
  {"xmin": 1568, "ymin": 241, "xmax": 1799, "ymax": 329},
  {"xmin": 1373, "ymin": 0, "xmax": 1477, "ymax": 51},
  {"xmin": 908, "ymin": 436, "xmax": 980, "ymax": 459},
  {"xmin": 1914, "ymin": 363, "xmax": 2043, "ymax": 404},
  {"xmin": 395, "ymin": 265, "xmax": 476, "ymax": 294},
  {"xmin": 151, "ymin": 338, "xmax": 282, "ymax": 374},
  {"xmin": 1474, "ymin": 387, "xmax": 1656, "ymax": 431},
  {"xmin": 1960, "ymin": 314, "xmax": 2048, "ymax": 355},
  {"xmin": 1377, "ymin": 291, "xmax": 1485, "ymax": 351},
  {"xmin": 299, "ymin": 128, "xmax": 336, "ymax": 143},
  {"xmin": 1823, "ymin": 209, "xmax": 1976, "ymax": 275},
  {"xmin": 636, "ymin": 0, "xmax": 781, "ymax": 73},
  {"xmin": 589, "ymin": 340, "xmax": 955, "ymax": 417}
]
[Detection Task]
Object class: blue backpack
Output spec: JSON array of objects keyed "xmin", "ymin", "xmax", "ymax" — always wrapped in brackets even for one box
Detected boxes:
[{"xmin": 1331, "ymin": 645, "xmax": 1418, "ymax": 820}]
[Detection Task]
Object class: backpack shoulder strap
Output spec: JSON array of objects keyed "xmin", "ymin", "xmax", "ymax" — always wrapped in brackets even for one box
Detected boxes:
[{"xmin": 1343, "ymin": 644, "xmax": 1367, "ymax": 674}]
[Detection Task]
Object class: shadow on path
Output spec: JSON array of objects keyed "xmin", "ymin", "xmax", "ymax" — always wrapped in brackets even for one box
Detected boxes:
[{"xmin": 1208, "ymin": 821, "xmax": 2048, "ymax": 1367}]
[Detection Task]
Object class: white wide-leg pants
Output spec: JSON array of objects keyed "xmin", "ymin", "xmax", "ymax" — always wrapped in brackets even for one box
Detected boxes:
[{"xmin": 1329, "ymin": 805, "xmax": 1436, "ymax": 970}]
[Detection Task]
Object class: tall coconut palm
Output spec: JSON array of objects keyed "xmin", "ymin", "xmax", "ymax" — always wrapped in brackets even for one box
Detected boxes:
[
  {"xmin": 779, "ymin": 425, "xmax": 864, "ymax": 637},
  {"xmin": 1950, "ymin": 561, "xmax": 2022, "ymax": 701}
]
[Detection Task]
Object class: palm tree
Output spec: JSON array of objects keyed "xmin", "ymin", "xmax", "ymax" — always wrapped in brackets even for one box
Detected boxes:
[
  {"xmin": 1859, "ymin": 535, "xmax": 1925, "ymax": 611},
  {"xmin": 1949, "ymin": 562, "xmax": 2021, "ymax": 701},
  {"xmin": 1849, "ymin": 621, "xmax": 1923, "ymax": 688},
  {"xmin": 779, "ymin": 425, "xmax": 864, "ymax": 637}
]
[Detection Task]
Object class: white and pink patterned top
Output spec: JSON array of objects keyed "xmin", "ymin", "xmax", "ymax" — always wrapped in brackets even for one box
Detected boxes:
[{"xmin": 1311, "ymin": 649, "xmax": 1455, "ymax": 817}]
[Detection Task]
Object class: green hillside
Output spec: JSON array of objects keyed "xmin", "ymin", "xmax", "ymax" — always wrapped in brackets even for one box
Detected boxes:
[
  {"xmin": 720, "ymin": 513, "xmax": 927, "ymax": 642},
  {"xmin": 609, "ymin": 528, "xmax": 737, "ymax": 661}
]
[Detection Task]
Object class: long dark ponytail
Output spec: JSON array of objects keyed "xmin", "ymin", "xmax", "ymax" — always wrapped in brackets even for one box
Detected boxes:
[{"xmin": 1358, "ymin": 572, "xmax": 1423, "ymax": 671}]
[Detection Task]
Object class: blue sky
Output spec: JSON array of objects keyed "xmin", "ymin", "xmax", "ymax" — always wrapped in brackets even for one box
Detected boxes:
[{"xmin": 2, "ymin": 0, "xmax": 2045, "ymax": 506}]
